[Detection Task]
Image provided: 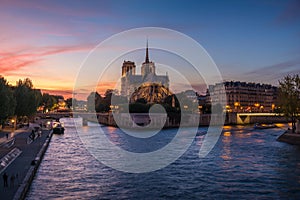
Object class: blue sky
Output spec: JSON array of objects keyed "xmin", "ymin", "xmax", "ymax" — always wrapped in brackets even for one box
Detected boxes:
[{"xmin": 0, "ymin": 0, "xmax": 299, "ymax": 97}]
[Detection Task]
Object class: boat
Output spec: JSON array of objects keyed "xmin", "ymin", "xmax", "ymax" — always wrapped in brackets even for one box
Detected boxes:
[
  {"xmin": 254, "ymin": 123, "xmax": 277, "ymax": 129},
  {"xmin": 52, "ymin": 122, "xmax": 65, "ymax": 134}
]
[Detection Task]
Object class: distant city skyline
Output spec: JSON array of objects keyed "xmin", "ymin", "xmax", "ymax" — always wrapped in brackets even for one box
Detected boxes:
[{"xmin": 1, "ymin": 0, "xmax": 299, "ymax": 99}]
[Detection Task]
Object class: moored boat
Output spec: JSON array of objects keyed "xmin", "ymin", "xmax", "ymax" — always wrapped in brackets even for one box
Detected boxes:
[
  {"xmin": 52, "ymin": 122, "xmax": 65, "ymax": 134},
  {"xmin": 254, "ymin": 123, "xmax": 277, "ymax": 129}
]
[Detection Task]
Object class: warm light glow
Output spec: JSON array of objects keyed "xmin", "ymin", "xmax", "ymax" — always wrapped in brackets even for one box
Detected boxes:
[
  {"xmin": 272, "ymin": 104, "xmax": 275, "ymax": 110},
  {"xmin": 223, "ymin": 131, "xmax": 231, "ymax": 137}
]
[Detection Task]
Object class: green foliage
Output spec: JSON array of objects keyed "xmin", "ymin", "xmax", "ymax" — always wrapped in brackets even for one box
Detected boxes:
[
  {"xmin": 87, "ymin": 90, "xmax": 126, "ymax": 113},
  {"xmin": 66, "ymin": 98, "xmax": 76, "ymax": 109},
  {"xmin": 42, "ymin": 93, "xmax": 58, "ymax": 111},
  {"xmin": 0, "ymin": 76, "xmax": 16, "ymax": 125},
  {"xmin": 278, "ymin": 74, "xmax": 300, "ymax": 132},
  {"xmin": 14, "ymin": 78, "xmax": 41, "ymax": 117}
]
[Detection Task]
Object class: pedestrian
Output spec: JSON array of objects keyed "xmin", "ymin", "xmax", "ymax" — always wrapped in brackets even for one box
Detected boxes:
[
  {"xmin": 6, "ymin": 133, "xmax": 9, "ymax": 139},
  {"xmin": 16, "ymin": 173, "xmax": 19, "ymax": 184},
  {"xmin": 3, "ymin": 172, "xmax": 8, "ymax": 187},
  {"xmin": 10, "ymin": 174, "xmax": 15, "ymax": 188}
]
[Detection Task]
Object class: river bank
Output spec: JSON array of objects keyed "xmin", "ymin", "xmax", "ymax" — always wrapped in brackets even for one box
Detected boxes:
[
  {"xmin": 277, "ymin": 129, "xmax": 300, "ymax": 145},
  {"xmin": 0, "ymin": 127, "xmax": 52, "ymax": 200},
  {"xmin": 26, "ymin": 125, "xmax": 300, "ymax": 199}
]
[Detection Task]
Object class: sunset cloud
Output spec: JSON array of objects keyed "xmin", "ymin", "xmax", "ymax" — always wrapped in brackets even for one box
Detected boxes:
[
  {"xmin": 0, "ymin": 43, "xmax": 94, "ymax": 73},
  {"xmin": 0, "ymin": 1, "xmax": 298, "ymax": 100}
]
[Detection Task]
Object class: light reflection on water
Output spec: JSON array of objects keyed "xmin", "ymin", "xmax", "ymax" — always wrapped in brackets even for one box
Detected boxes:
[{"xmin": 26, "ymin": 124, "xmax": 300, "ymax": 199}]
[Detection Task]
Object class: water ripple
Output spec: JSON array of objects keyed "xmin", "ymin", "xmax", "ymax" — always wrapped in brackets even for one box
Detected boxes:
[{"xmin": 26, "ymin": 125, "xmax": 300, "ymax": 199}]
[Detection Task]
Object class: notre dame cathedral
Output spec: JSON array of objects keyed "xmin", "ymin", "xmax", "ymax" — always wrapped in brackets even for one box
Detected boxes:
[{"xmin": 120, "ymin": 42, "xmax": 170, "ymax": 103}]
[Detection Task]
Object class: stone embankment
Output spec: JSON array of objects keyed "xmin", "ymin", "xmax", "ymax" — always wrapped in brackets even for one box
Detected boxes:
[
  {"xmin": 0, "ymin": 127, "xmax": 53, "ymax": 200},
  {"xmin": 277, "ymin": 130, "xmax": 300, "ymax": 145}
]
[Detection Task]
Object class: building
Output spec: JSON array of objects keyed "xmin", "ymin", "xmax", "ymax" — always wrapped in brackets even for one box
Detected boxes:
[
  {"xmin": 120, "ymin": 41, "xmax": 169, "ymax": 100},
  {"xmin": 208, "ymin": 81, "xmax": 278, "ymax": 112}
]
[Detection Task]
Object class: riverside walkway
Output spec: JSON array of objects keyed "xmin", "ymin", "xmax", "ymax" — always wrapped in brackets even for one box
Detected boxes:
[{"xmin": 0, "ymin": 127, "xmax": 51, "ymax": 200}]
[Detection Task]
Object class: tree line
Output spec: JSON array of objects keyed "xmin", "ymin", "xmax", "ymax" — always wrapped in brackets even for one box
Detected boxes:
[
  {"xmin": 0, "ymin": 76, "xmax": 71, "ymax": 127},
  {"xmin": 278, "ymin": 74, "xmax": 300, "ymax": 133},
  {"xmin": 86, "ymin": 89, "xmax": 197, "ymax": 114}
]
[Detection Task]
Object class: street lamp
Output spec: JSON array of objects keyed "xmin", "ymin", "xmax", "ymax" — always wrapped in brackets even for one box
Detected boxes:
[{"xmin": 234, "ymin": 102, "xmax": 240, "ymax": 112}]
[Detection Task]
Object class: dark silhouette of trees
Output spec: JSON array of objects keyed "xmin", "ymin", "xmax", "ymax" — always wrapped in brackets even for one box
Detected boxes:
[
  {"xmin": 278, "ymin": 74, "xmax": 300, "ymax": 133},
  {"xmin": 0, "ymin": 76, "xmax": 16, "ymax": 126},
  {"xmin": 87, "ymin": 89, "xmax": 128, "ymax": 113},
  {"xmin": 66, "ymin": 98, "xmax": 75, "ymax": 109},
  {"xmin": 14, "ymin": 78, "xmax": 42, "ymax": 117},
  {"xmin": 41, "ymin": 93, "xmax": 58, "ymax": 112}
]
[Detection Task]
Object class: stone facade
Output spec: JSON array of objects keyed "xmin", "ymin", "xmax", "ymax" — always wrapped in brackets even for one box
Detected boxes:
[
  {"xmin": 208, "ymin": 81, "xmax": 278, "ymax": 112},
  {"xmin": 120, "ymin": 42, "xmax": 169, "ymax": 98}
]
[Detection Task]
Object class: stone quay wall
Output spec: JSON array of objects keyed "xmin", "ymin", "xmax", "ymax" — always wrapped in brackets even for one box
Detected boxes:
[
  {"xmin": 36, "ymin": 112, "xmax": 288, "ymax": 128},
  {"xmin": 82, "ymin": 112, "xmax": 288, "ymax": 128}
]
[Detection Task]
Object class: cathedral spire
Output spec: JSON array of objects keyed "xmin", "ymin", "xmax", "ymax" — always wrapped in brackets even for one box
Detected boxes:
[{"xmin": 145, "ymin": 39, "xmax": 149, "ymax": 63}]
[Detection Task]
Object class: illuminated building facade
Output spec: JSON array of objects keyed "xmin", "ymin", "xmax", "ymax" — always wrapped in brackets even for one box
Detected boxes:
[
  {"xmin": 120, "ymin": 42, "xmax": 169, "ymax": 101},
  {"xmin": 208, "ymin": 81, "xmax": 278, "ymax": 112}
]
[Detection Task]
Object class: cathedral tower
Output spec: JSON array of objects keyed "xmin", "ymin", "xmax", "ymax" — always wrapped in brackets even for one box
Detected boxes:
[
  {"xmin": 122, "ymin": 61, "xmax": 136, "ymax": 77},
  {"xmin": 141, "ymin": 40, "xmax": 156, "ymax": 76}
]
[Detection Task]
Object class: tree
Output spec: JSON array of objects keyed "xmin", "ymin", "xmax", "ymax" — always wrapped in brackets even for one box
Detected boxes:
[
  {"xmin": 0, "ymin": 76, "xmax": 16, "ymax": 126},
  {"xmin": 42, "ymin": 93, "xmax": 58, "ymax": 112},
  {"xmin": 66, "ymin": 98, "xmax": 75, "ymax": 109},
  {"xmin": 278, "ymin": 74, "xmax": 300, "ymax": 133},
  {"xmin": 14, "ymin": 78, "xmax": 41, "ymax": 117}
]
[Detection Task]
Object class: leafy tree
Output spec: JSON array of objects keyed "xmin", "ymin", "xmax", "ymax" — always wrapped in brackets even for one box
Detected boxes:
[
  {"xmin": 278, "ymin": 74, "xmax": 300, "ymax": 133},
  {"xmin": 100, "ymin": 89, "xmax": 118, "ymax": 112},
  {"xmin": 14, "ymin": 78, "xmax": 41, "ymax": 117},
  {"xmin": 66, "ymin": 98, "xmax": 73, "ymax": 109},
  {"xmin": 0, "ymin": 76, "xmax": 16, "ymax": 125},
  {"xmin": 42, "ymin": 93, "xmax": 58, "ymax": 112}
]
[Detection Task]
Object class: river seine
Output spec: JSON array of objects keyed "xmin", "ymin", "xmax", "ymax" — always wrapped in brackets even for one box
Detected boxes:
[{"xmin": 26, "ymin": 124, "xmax": 300, "ymax": 199}]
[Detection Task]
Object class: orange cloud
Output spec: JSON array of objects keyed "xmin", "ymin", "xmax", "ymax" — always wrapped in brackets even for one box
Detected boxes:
[
  {"xmin": 96, "ymin": 82, "xmax": 118, "ymax": 95},
  {"xmin": 0, "ymin": 43, "xmax": 94, "ymax": 73},
  {"xmin": 41, "ymin": 88, "xmax": 74, "ymax": 99}
]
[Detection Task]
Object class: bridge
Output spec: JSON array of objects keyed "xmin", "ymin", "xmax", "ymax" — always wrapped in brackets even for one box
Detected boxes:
[
  {"xmin": 235, "ymin": 113, "xmax": 285, "ymax": 124},
  {"xmin": 35, "ymin": 112, "xmax": 288, "ymax": 126}
]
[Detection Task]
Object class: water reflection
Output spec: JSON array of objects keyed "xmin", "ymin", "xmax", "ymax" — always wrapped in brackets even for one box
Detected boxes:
[
  {"xmin": 26, "ymin": 124, "xmax": 300, "ymax": 199},
  {"xmin": 220, "ymin": 131, "xmax": 232, "ymax": 161}
]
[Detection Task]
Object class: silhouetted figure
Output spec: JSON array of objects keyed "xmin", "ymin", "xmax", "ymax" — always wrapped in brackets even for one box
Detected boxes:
[
  {"xmin": 3, "ymin": 172, "xmax": 8, "ymax": 187},
  {"xmin": 16, "ymin": 173, "xmax": 19, "ymax": 184},
  {"xmin": 6, "ymin": 133, "xmax": 9, "ymax": 140},
  {"xmin": 30, "ymin": 130, "xmax": 35, "ymax": 141},
  {"xmin": 10, "ymin": 174, "xmax": 15, "ymax": 188}
]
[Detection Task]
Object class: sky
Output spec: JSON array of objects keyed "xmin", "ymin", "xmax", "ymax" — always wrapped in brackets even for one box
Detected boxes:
[{"xmin": 0, "ymin": 0, "xmax": 299, "ymax": 99}]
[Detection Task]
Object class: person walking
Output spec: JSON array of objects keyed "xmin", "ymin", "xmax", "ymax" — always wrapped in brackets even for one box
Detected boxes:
[
  {"xmin": 16, "ymin": 173, "xmax": 19, "ymax": 185},
  {"xmin": 3, "ymin": 172, "xmax": 8, "ymax": 187},
  {"xmin": 10, "ymin": 174, "xmax": 15, "ymax": 188}
]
